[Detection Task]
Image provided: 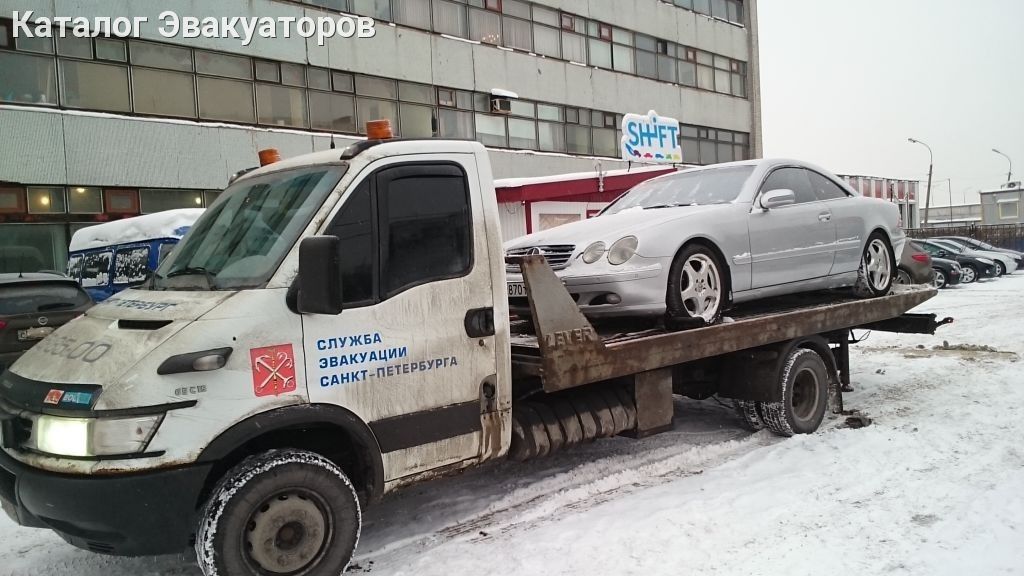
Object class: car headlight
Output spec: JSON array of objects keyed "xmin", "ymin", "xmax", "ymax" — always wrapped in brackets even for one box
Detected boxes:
[
  {"xmin": 34, "ymin": 414, "xmax": 164, "ymax": 457},
  {"xmin": 581, "ymin": 241, "xmax": 607, "ymax": 264},
  {"xmin": 607, "ymin": 236, "xmax": 639, "ymax": 265}
]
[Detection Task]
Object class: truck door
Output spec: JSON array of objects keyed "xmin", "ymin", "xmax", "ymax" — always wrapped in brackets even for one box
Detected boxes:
[{"xmin": 303, "ymin": 155, "xmax": 498, "ymax": 482}]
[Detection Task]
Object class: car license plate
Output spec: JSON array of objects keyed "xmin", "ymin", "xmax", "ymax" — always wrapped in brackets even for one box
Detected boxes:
[
  {"xmin": 507, "ymin": 282, "xmax": 527, "ymax": 297},
  {"xmin": 17, "ymin": 327, "xmax": 53, "ymax": 341}
]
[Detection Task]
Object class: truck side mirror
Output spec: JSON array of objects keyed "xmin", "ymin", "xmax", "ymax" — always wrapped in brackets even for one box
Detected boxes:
[
  {"xmin": 759, "ymin": 189, "xmax": 796, "ymax": 210},
  {"xmin": 297, "ymin": 236, "xmax": 343, "ymax": 315}
]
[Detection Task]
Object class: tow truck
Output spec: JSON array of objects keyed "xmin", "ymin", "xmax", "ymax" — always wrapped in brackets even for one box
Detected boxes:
[{"xmin": 0, "ymin": 125, "xmax": 947, "ymax": 575}]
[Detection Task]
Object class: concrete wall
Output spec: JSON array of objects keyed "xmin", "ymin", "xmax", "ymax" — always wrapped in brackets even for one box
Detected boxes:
[{"xmin": 981, "ymin": 190, "xmax": 1024, "ymax": 225}]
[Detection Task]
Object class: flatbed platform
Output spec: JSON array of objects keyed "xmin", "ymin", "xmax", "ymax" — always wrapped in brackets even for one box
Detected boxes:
[{"xmin": 508, "ymin": 255, "xmax": 938, "ymax": 393}]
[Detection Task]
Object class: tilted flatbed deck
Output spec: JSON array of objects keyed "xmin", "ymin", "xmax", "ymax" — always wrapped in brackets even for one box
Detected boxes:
[{"xmin": 509, "ymin": 255, "xmax": 940, "ymax": 393}]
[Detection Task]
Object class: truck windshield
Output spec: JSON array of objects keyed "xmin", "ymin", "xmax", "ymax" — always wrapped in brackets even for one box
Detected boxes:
[
  {"xmin": 151, "ymin": 165, "xmax": 346, "ymax": 290},
  {"xmin": 603, "ymin": 165, "xmax": 755, "ymax": 214}
]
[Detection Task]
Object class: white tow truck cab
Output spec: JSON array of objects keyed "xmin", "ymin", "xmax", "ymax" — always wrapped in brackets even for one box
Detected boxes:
[{"xmin": 0, "ymin": 125, "xmax": 946, "ymax": 575}]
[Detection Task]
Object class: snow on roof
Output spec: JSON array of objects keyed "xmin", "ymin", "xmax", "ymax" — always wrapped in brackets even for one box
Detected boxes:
[
  {"xmin": 494, "ymin": 165, "xmax": 677, "ymax": 189},
  {"xmin": 69, "ymin": 209, "xmax": 205, "ymax": 251},
  {"xmin": 490, "ymin": 88, "xmax": 520, "ymax": 99},
  {"xmin": 925, "ymin": 217, "xmax": 983, "ymax": 224}
]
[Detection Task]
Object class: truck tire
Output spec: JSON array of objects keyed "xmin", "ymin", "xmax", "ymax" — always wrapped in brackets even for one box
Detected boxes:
[
  {"xmin": 530, "ymin": 402, "xmax": 566, "ymax": 453},
  {"xmin": 733, "ymin": 399, "xmax": 765, "ymax": 431},
  {"xmin": 757, "ymin": 348, "xmax": 829, "ymax": 437},
  {"xmin": 551, "ymin": 399, "xmax": 585, "ymax": 446},
  {"xmin": 853, "ymin": 232, "xmax": 896, "ymax": 298},
  {"xmin": 196, "ymin": 449, "xmax": 361, "ymax": 576}
]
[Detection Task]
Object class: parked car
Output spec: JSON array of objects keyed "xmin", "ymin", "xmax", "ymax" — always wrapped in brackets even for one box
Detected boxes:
[
  {"xmin": 0, "ymin": 273, "xmax": 93, "ymax": 373},
  {"xmin": 896, "ymin": 241, "xmax": 933, "ymax": 285},
  {"xmin": 930, "ymin": 257, "xmax": 962, "ymax": 289},
  {"xmin": 927, "ymin": 238, "xmax": 1017, "ymax": 276},
  {"xmin": 67, "ymin": 209, "xmax": 203, "ymax": 302},
  {"xmin": 916, "ymin": 240, "xmax": 997, "ymax": 283},
  {"xmin": 934, "ymin": 236, "xmax": 1024, "ymax": 271},
  {"xmin": 505, "ymin": 159, "xmax": 906, "ymax": 323}
]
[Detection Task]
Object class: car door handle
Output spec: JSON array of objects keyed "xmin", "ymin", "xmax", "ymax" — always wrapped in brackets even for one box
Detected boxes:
[{"xmin": 818, "ymin": 212, "xmax": 832, "ymax": 222}]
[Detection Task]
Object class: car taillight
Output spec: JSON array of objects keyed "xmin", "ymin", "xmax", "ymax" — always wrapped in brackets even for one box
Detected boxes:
[
  {"xmin": 911, "ymin": 253, "xmax": 930, "ymax": 263},
  {"xmin": 0, "ymin": 320, "xmax": 6, "ymax": 330}
]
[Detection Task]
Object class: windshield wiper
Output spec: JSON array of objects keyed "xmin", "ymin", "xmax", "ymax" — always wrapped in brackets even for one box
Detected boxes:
[
  {"xmin": 166, "ymin": 266, "xmax": 219, "ymax": 289},
  {"xmin": 644, "ymin": 202, "xmax": 697, "ymax": 210}
]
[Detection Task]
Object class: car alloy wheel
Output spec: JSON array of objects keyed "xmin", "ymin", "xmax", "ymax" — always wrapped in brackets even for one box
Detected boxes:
[
  {"xmin": 678, "ymin": 253, "xmax": 722, "ymax": 323},
  {"xmin": 895, "ymin": 269, "xmax": 912, "ymax": 285},
  {"xmin": 864, "ymin": 238, "xmax": 892, "ymax": 292},
  {"xmin": 932, "ymin": 269, "xmax": 946, "ymax": 289},
  {"xmin": 994, "ymin": 261, "xmax": 1006, "ymax": 276},
  {"xmin": 961, "ymin": 265, "xmax": 976, "ymax": 283}
]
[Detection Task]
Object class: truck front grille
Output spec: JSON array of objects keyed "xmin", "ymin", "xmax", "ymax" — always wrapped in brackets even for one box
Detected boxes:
[{"xmin": 506, "ymin": 245, "xmax": 576, "ymax": 272}]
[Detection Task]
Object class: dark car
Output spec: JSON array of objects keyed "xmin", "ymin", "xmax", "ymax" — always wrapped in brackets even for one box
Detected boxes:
[
  {"xmin": 930, "ymin": 257, "xmax": 962, "ymax": 289},
  {"xmin": 896, "ymin": 241, "xmax": 934, "ymax": 285},
  {"xmin": 935, "ymin": 236, "xmax": 1024, "ymax": 270},
  {"xmin": 916, "ymin": 240, "xmax": 998, "ymax": 283},
  {"xmin": 0, "ymin": 273, "xmax": 93, "ymax": 373}
]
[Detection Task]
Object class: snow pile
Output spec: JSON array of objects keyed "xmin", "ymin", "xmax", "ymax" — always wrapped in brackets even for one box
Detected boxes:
[
  {"xmin": 1, "ymin": 277, "xmax": 1022, "ymax": 575},
  {"xmin": 69, "ymin": 209, "xmax": 204, "ymax": 251}
]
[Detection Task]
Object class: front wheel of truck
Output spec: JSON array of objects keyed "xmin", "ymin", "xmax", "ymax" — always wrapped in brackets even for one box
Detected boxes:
[{"xmin": 195, "ymin": 449, "xmax": 361, "ymax": 576}]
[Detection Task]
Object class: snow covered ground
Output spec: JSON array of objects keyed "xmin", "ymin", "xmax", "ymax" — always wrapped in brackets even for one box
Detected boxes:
[{"xmin": 3, "ymin": 276, "xmax": 1023, "ymax": 576}]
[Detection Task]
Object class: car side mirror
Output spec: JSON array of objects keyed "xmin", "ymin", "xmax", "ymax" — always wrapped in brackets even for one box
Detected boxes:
[
  {"xmin": 937, "ymin": 250, "xmax": 947, "ymax": 258},
  {"xmin": 297, "ymin": 236, "xmax": 343, "ymax": 315},
  {"xmin": 760, "ymin": 189, "xmax": 796, "ymax": 210}
]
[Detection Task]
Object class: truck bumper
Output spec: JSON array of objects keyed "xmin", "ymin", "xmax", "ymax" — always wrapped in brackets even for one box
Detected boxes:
[{"xmin": 0, "ymin": 448, "xmax": 211, "ymax": 556}]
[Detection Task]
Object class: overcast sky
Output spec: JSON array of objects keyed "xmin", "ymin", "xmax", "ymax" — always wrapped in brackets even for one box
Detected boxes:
[{"xmin": 758, "ymin": 0, "xmax": 1023, "ymax": 207}]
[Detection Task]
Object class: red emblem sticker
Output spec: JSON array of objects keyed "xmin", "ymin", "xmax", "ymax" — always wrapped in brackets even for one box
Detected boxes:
[
  {"xmin": 44, "ymin": 389, "xmax": 64, "ymax": 405},
  {"xmin": 250, "ymin": 344, "xmax": 297, "ymax": 397}
]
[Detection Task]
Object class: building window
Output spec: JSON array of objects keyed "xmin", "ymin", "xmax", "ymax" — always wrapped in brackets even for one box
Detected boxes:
[
  {"xmin": 357, "ymin": 98, "xmax": 398, "ymax": 134},
  {"xmin": 999, "ymin": 200, "xmax": 1019, "ymax": 220},
  {"xmin": 59, "ymin": 59, "xmax": 131, "ymax": 112},
  {"xmin": 67, "ymin": 186, "xmax": 103, "ymax": 213},
  {"xmin": 0, "ymin": 223, "xmax": 69, "ymax": 274},
  {"xmin": 0, "ymin": 186, "xmax": 26, "ymax": 213},
  {"xmin": 133, "ymin": 68, "xmax": 197, "ymax": 118},
  {"xmin": 0, "ymin": 51, "xmax": 57, "ymax": 105},
  {"xmin": 256, "ymin": 84, "xmax": 308, "ymax": 128},
  {"xmin": 198, "ymin": 77, "xmax": 255, "ymax": 123},
  {"xmin": 309, "ymin": 91, "xmax": 356, "ymax": 132},
  {"xmin": 104, "ymin": 189, "xmax": 139, "ymax": 213},
  {"xmin": 129, "ymin": 41, "xmax": 193, "ymax": 72},
  {"xmin": 140, "ymin": 189, "xmax": 204, "ymax": 214},
  {"xmin": 393, "ymin": 0, "xmax": 431, "ymax": 28},
  {"xmin": 27, "ymin": 187, "xmax": 66, "ymax": 214},
  {"xmin": 475, "ymin": 114, "xmax": 507, "ymax": 147}
]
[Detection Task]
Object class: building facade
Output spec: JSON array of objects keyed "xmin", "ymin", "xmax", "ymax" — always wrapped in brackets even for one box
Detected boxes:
[
  {"xmin": 980, "ymin": 182, "xmax": 1023, "ymax": 225},
  {"xmin": 920, "ymin": 203, "xmax": 982, "ymax": 228},
  {"xmin": 0, "ymin": 0, "xmax": 761, "ymax": 274}
]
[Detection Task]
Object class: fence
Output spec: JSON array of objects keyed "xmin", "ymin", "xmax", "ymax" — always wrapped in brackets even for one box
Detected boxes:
[{"xmin": 906, "ymin": 224, "xmax": 1024, "ymax": 252}]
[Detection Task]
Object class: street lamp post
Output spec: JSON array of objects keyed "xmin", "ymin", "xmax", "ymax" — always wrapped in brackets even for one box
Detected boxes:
[
  {"xmin": 909, "ymin": 138, "xmax": 934, "ymax": 226},
  {"xmin": 993, "ymin": 148, "xmax": 1013, "ymax": 184}
]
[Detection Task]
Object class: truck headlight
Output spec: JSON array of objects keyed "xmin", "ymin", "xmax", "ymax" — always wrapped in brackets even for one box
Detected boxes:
[
  {"xmin": 607, "ymin": 236, "xmax": 639, "ymax": 265},
  {"xmin": 35, "ymin": 414, "xmax": 164, "ymax": 457},
  {"xmin": 581, "ymin": 241, "xmax": 606, "ymax": 264}
]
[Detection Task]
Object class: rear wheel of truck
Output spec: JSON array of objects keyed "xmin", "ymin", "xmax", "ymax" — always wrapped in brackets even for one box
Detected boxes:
[
  {"xmin": 758, "ymin": 348, "xmax": 829, "ymax": 437},
  {"xmin": 733, "ymin": 399, "xmax": 765, "ymax": 431},
  {"xmin": 195, "ymin": 449, "xmax": 361, "ymax": 576}
]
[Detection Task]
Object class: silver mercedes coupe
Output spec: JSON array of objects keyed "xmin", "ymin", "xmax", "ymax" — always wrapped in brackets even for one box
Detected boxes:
[{"xmin": 505, "ymin": 158, "xmax": 907, "ymax": 323}]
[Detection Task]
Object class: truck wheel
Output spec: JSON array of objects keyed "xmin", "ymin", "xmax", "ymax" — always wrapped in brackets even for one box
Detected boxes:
[
  {"xmin": 733, "ymin": 400, "xmax": 765, "ymax": 431},
  {"xmin": 853, "ymin": 232, "xmax": 895, "ymax": 298},
  {"xmin": 666, "ymin": 244, "xmax": 725, "ymax": 325},
  {"xmin": 758, "ymin": 348, "xmax": 829, "ymax": 437},
  {"xmin": 196, "ymin": 449, "xmax": 361, "ymax": 576}
]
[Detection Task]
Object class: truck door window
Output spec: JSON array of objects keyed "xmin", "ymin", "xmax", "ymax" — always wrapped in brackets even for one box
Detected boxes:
[
  {"xmin": 379, "ymin": 165, "xmax": 473, "ymax": 297},
  {"xmin": 325, "ymin": 180, "xmax": 376, "ymax": 306}
]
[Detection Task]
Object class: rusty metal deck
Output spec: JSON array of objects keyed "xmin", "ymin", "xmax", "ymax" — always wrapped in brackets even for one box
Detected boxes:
[{"xmin": 509, "ymin": 255, "xmax": 937, "ymax": 393}]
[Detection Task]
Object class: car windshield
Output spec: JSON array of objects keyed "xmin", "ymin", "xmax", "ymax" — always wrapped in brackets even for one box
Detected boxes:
[
  {"xmin": 603, "ymin": 166, "xmax": 756, "ymax": 215},
  {"xmin": 152, "ymin": 165, "xmax": 346, "ymax": 291},
  {"xmin": 0, "ymin": 283, "xmax": 90, "ymax": 315},
  {"xmin": 932, "ymin": 240, "xmax": 966, "ymax": 253}
]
